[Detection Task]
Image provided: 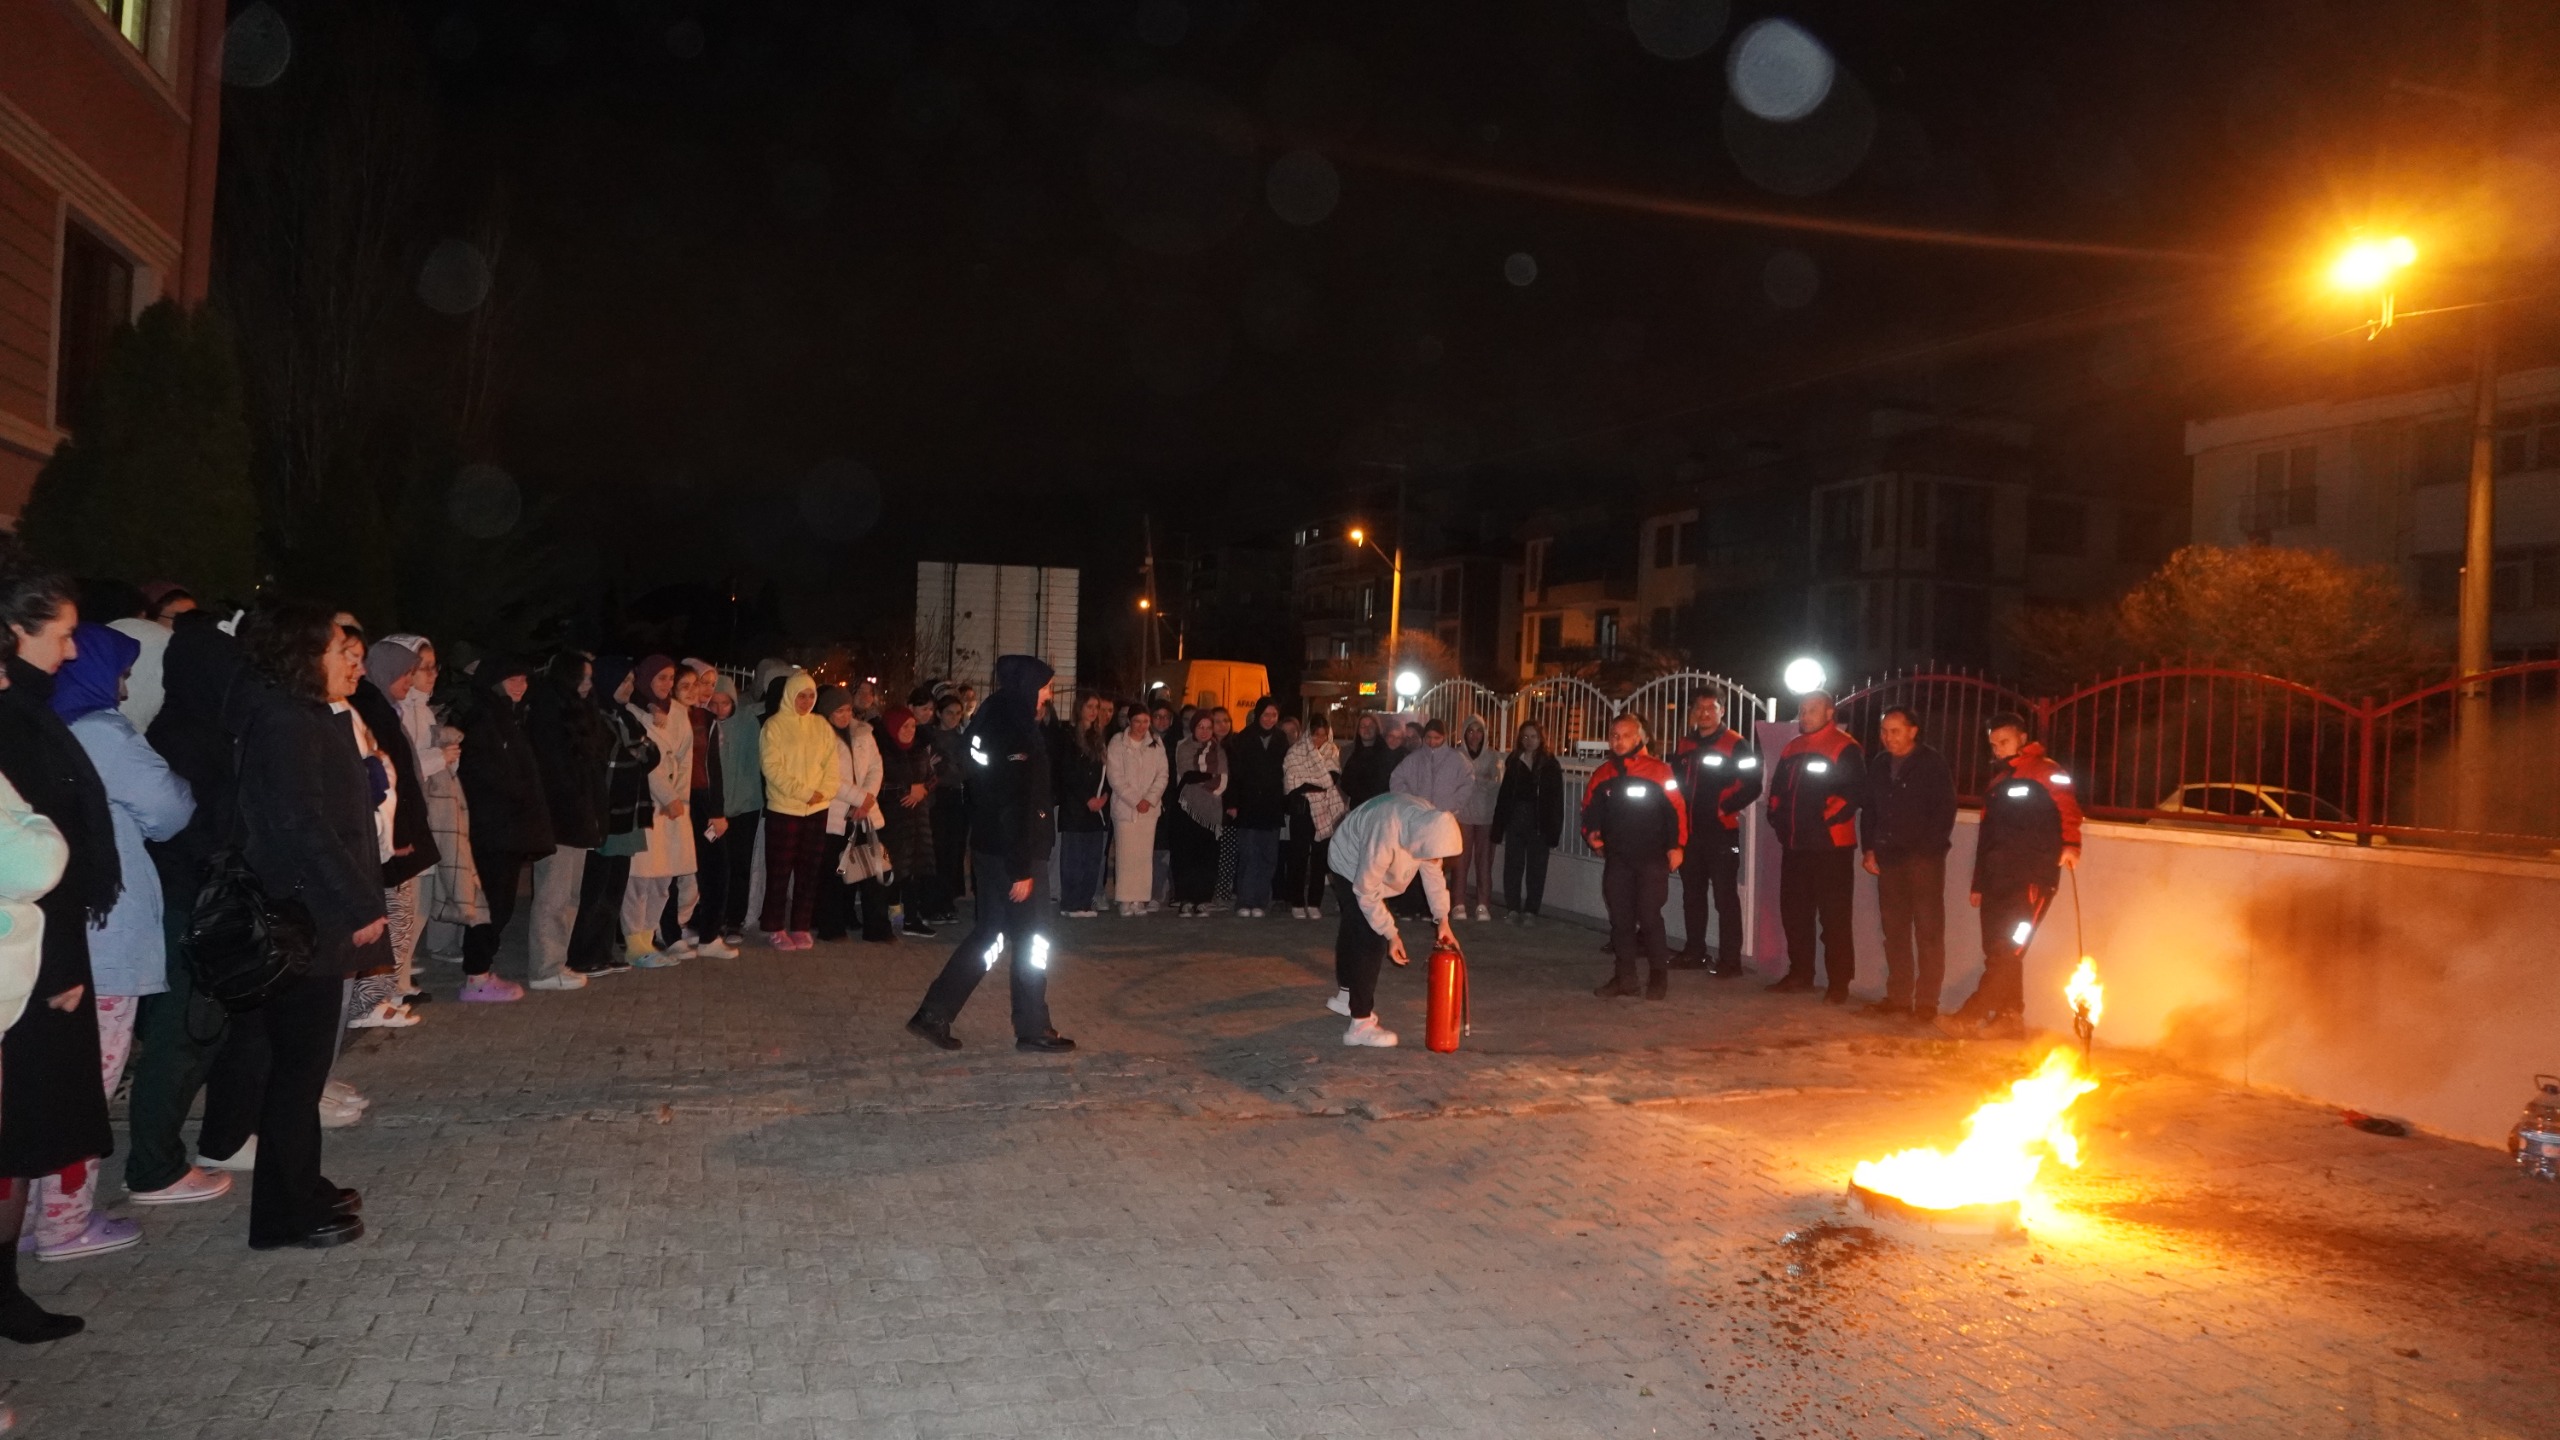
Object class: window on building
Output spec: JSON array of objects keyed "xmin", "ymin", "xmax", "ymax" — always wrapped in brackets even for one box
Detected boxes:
[
  {"xmin": 1334, "ymin": 638, "xmax": 1352, "ymax": 660},
  {"xmin": 1525, "ymin": 539, "xmax": 1549, "ymax": 598},
  {"xmin": 54, "ymin": 222, "xmax": 134, "ymax": 430},
  {"xmin": 2411, "ymin": 418, "xmax": 2470, "ymax": 486},
  {"xmin": 1935, "ymin": 585, "xmax": 1990, "ymax": 664},
  {"xmin": 1536, "ymin": 613, "xmax": 1562, "ymax": 660},
  {"xmin": 2494, "ymin": 406, "xmax": 2560, "ymax": 476},
  {"xmin": 1653, "ymin": 523, "xmax": 1675, "ymax": 569},
  {"xmin": 92, "ymin": 0, "xmax": 152, "ymax": 50},
  {"xmin": 2491, "ymin": 546, "xmax": 2560, "ymax": 612},
  {"xmin": 2028, "ymin": 497, "xmax": 2087, "ymax": 557},
  {"xmin": 1816, "ymin": 487, "xmax": 1865, "ymax": 575},
  {"xmin": 1935, "ymin": 483, "xmax": 1993, "ymax": 573},
  {"xmin": 1595, "ymin": 609, "xmax": 1619, "ymax": 657},
  {"xmin": 2250, "ymin": 446, "xmax": 2317, "ymax": 530},
  {"xmin": 1677, "ymin": 518, "xmax": 1699, "ymax": 563}
]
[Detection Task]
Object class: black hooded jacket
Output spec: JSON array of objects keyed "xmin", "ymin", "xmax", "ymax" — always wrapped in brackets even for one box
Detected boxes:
[
  {"xmin": 1223, "ymin": 698, "xmax": 1289, "ymax": 828},
  {"xmin": 964, "ymin": 655, "xmax": 1056, "ymax": 882},
  {"xmin": 350, "ymin": 678, "xmax": 439, "ymax": 886},
  {"xmin": 527, "ymin": 657, "xmax": 611, "ymax": 850},
  {"xmin": 145, "ymin": 610, "xmax": 242, "ymax": 875},
  {"xmin": 460, "ymin": 662, "xmax": 557, "ymax": 857}
]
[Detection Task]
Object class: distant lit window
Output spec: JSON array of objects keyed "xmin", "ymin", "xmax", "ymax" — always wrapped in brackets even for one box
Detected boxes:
[
  {"xmin": 1595, "ymin": 609, "xmax": 1619, "ymax": 657},
  {"xmin": 93, "ymin": 0, "xmax": 152, "ymax": 49}
]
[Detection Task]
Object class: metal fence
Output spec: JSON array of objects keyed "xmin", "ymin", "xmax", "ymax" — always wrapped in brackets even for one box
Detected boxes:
[
  {"xmin": 1834, "ymin": 663, "xmax": 2560, "ymax": 849},
  {"xmin": 1408, "ymin": 671, "xmax": 1772, "ymax": 758},
  {"xmin": 1362, "ymin": 661, "xmax": 2560, "ymax": 849}
]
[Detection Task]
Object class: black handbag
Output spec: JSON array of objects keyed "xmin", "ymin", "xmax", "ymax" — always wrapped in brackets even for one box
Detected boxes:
[
  {"xmin": 185, "ymin": 845, "xmax": 315, "ymax": 1013},
  {"xmin": 181, "ymin": 688, "xmax": 316, "ymax": 1013}
]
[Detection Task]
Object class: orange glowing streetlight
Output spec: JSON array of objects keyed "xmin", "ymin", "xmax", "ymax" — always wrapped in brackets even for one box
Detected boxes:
[{"xmin": 2328, "ymin": 234, "xmax": 2418, "ymax": 332}]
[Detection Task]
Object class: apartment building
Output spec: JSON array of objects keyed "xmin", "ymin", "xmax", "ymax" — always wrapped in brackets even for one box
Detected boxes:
[
  {"xmin": 2186, "ymin": 365, "xmax": 2560, "ymax": 660},
  {"xmin": 1, "ymin": 0, "xmax": 226, "ymax": 517}
]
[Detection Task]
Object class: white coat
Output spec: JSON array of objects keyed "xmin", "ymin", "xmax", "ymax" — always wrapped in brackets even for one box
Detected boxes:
[
  {"xmin": 626, "ymin": 702, "xmax": 697, "ymax": 878},
  {"xmin": 1105, "ymin": 731, "xmax": 1168, "ymax": 905},
  {"xmin": 825, "ymin": 719, "xmax": 882, "ymax": 837}
]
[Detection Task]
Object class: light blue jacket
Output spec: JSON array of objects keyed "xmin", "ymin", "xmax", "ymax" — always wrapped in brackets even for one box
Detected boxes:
[{"xmin": 69, "ymin": 710, "xmax": 195, "ymax": 997}]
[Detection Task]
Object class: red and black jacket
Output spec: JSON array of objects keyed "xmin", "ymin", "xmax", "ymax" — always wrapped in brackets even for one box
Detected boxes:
[
  {"xmin": 1670, "ymin": 725, "xmax": 1762, "ymax": 838},
  {"xmin": 1580, "ymin": 750, "xmax": 1688, "ymax": 860},
  {"xmin": 1766, "ymin": 723, "xmax": 1864, "ymax": 851},
  {"xmin": 1973, "ymin": 740, "xmax": 2084, "ymax": 889}
]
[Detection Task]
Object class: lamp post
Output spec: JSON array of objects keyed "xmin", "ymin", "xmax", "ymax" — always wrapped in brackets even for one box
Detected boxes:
[
  {"xmin": 1348, "ymin": 524, "xmax": 1403, "ymax": 712},
  {"xmin": 2330, "ymin": 231, "xmax": 2498, "ymax": 831}
]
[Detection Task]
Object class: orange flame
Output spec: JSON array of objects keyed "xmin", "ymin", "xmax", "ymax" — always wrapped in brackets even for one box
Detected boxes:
[
  {"xmin": 2065, "ymin": 956, "xmax": 2104, "ymax": 1028},
  {"xmin": 1853, "ymin": 961, "xmax": 2106, "ymax": 1213}
]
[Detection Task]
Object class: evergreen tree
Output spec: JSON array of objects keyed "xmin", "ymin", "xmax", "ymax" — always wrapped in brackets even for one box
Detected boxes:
[{"xmin": 20, "ymin": 302, "xmax": 258, "ymax": 600}]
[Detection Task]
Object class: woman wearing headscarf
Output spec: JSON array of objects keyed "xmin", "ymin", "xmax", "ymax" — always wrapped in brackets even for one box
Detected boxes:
[
  {"xmin": 619, "ymin": 656, "xmax": 698, "ymax": 964},
  {"xmin": 30, "ymin": 623, "xmax": 194, "ymax": 1255},
  {"xmin": 1165, "ymin": 713, "xmax": 1227, "ymax": 918},
  {"xmin": 813, "ymin": 685, "xmax": 889, "ymax": 943},
  {"xmin": 709, "ymin": 673, "xmax": 764, "ymax": 948},
  {"xmin": 757, "ymin": 671, "xmax": 839, "ymax": 949},
  {"xmin": 571, "ymin": 656, "xmax": 656, "ymax": 975},
  {"xmin": 350, "ymin": 638, "xmax": 438, "ymax": 1025},
  {"xmin": 231, "ymin": 598, "xmax": 385, "ymax": 1252},
  {"xmin": 0, "ymin": 561, "xmax": 125, "ymax": 1329},
  {"xmin": 522, "ymin": 651, "xmax": 609, "ymax": 990},
  {"xmin": 1455, "ymin": 715, "xmax": 1506, "ymax": 922},
  {"xmin": 1280, "ymin": 714, "xmax": 1344, "ymax": 920},
  {"xmin": 1103, "ymin": 708, "xmax": 1166, "ymax": 917},
  {"xmin": 873, "ymin": 706, "xmax": 939, "ymax": 937},
  {"xmin": 457, "ymin": 655, "xmax": 553, "ymax": 1002},
  {"xmin": 907, "ymin": 655, "xmax": 1071, "ymax": 1052}
]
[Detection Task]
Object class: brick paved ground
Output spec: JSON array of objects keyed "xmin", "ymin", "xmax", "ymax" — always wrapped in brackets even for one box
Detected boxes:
[{"xmin": 8, "ymin": 908, "xmax": 2558, "ymax": 1438}]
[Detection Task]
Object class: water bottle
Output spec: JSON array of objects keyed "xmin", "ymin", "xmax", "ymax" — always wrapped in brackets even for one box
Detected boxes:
[{"xmin": 2512, "ymin": 1075, "xmax": 2560, "ymax": 1181}]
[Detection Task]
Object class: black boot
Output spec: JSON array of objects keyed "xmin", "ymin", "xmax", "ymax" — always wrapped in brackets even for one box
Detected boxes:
[
  {"xmin": 905, "ymin": 1011, "xmax": 961, "ymax": 1051},
  {"xmin": 0, "ymin": 1248, "xmax": 83, "ymax": 1344},
  {"xmin": 1644, "ymin": 968, "xmax": 1670, "ymax": 1001}
]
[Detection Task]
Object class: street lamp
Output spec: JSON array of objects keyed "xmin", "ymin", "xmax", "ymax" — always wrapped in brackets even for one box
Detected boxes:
[
  {"xmin": 2328, "ymin": 234, "xmax": 2418, "ymax": 333},
  {"xmin": 1347, "ymin": 524, "xmax": 1404, "ymax": 713},
  {"xmin": 1783, "ymin": 656, "xmax": 1827, "ymax": 695},
  {"xmin": 1394, "ymin": 669, "xmax": 1423, "ymax": 700}
]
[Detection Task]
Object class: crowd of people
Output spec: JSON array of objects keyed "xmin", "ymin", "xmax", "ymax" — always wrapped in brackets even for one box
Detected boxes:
[{"xmin": 0, "ymin": 540, "xmax": 2086, "ymax": 1399}]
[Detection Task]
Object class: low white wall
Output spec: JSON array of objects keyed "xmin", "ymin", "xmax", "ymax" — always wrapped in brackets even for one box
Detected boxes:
[{"xmin": 1531, "ymin": 815, "xmax": 2560, "ymax": 1148}]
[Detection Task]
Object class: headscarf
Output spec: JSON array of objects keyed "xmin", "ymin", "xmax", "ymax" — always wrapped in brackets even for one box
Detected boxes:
[
  {"xmin": 109, "ymin": 616, "xmax": 170, "ymax": 731},
  {"xmin": 365, "ymin": 637, "xmax": 424, "ymax": 694},
  {"xmin": 877, "ymin": 706, "xmax": 920, "ymax": 751},
  {"xmin": 632, "ymin": 655, "xmax": 677, "ymax": 712},
  {"xmin": 591, "ymin": 655, "xmax": 637, "ymax": 707},
  {"xmin": 50, "ymin": 622, "xmax": 140, "ymax": 723}
]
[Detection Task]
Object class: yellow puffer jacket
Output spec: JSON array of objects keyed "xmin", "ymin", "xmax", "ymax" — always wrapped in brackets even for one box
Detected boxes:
[{"xmin": 759, "ymin": 673, "xmax": 842, "ymax": 818}]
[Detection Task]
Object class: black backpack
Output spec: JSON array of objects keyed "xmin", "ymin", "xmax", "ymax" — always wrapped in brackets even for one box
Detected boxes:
[{"xmin": 182, "ymin": 688, "xmax": 315, "ymax": 1012}]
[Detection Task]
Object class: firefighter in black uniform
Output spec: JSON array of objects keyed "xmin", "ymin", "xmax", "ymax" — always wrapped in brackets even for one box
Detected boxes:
[
  {"xmin": 1938, "ymin": 711, "xmax": 2083, "ymax": 1041},
  {"xmin": 1668, "ymin": 694, "xmax": 1760, "ymax": 975},
  {"xmin": 1582, "ymin": 714, "xmax": 1689, "ymax": 1001},
  {"xmin": 909, "ymin": 654, "xmax": 1077, "ymax": 1053}
]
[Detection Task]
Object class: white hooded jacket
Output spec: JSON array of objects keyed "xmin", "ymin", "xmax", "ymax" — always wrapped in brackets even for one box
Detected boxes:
[{"xmin": 1326, "ymin": 792, "xmax": 1463, "ymax": 934}]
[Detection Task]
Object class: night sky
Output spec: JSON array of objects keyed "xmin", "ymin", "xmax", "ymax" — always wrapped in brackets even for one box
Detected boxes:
[{"xmin": 252, "ymin": 0, "xmax": 2558, "ymax": 655}]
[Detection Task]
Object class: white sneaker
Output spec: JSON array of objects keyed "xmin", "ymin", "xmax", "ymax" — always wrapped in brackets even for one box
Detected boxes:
[
  {"xmin": 694, "ymin": 937, "xmax": 740, "ymax": 959},
  {"xmin": 324, "ymin": 1080, "xmax": 369, "ymax": 1110},
  {"xmin": 1343, "ymin": 1015, "xmax": 1399, "ymax": 1048},
  {"xmin": 527, "ymin": 972, "xmax": 589, "ymax": 991},
  {"xmin": 197, "ymin": 1138, "xmax": 257, "ymax": 1171},
  {"xmin": 1327, "ymin": 987, "xmax": 1352, "ymax": 1017},
  {"xmin": 347, "ymin": 1000, "xmax": 419, "ymax": 1029},
  {"xmin": 1475, "ymin": 904, "xmax": 1491, "ymax": 922}
]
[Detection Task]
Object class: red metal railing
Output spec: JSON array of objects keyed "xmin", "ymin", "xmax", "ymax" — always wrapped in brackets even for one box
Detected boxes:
[{"xmin": 1837, "ymin": 663, "xmax": 2560, "ymax": 850}]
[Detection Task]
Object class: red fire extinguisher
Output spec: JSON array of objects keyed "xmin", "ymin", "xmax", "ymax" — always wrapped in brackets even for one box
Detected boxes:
[{"xmin": 1426, "ymin": 937, "xmax": 1468, "ymax": 1053}]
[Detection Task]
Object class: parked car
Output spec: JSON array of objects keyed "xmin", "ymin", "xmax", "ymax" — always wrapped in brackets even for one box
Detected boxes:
[{"xmin": 2154, "ymin": 783, "xmax": 2385, "ymax": 846}]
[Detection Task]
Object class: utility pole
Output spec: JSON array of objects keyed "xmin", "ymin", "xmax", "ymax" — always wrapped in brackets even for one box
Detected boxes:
[
  {"xmin": 1140, "ymin": 513, "xmax": 1161, "ymax": 672},
  {"xmin": 2456, "ymin": 0, "xmax": 2501, "ymax": 835}
]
